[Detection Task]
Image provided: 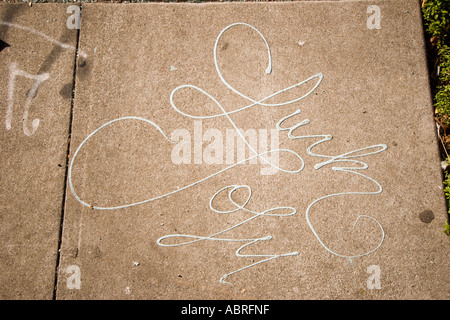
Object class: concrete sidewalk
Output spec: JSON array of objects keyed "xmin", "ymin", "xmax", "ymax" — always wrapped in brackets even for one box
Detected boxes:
[{"xmin": 1, "ymin": 0, "xmax": 449, "ymax": 300}]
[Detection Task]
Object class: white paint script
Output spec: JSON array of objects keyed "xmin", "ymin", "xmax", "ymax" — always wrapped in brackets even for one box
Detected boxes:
[
  {"xmin": 0, "ymin": 21, "xmax": 87, "ymax": 58},
  {"xmin": 68, "ymin": 23, "xmax": 387, "ymax": 283},
  {"xmin": 6, "ymin": 62, "xmax": 50, "ymax": 136},
  {"xmin": 1, "ymin": 21, "xmax": 89, "ymax": 136}
]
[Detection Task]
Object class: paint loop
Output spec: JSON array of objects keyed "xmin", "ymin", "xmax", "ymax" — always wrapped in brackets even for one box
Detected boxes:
[{"xmin": 67, "ymin": 23, "xmax": 387, "ymax": 283}]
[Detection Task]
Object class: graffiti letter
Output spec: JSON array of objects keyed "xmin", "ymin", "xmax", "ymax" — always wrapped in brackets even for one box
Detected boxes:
[{"xmin": 6, "ymin": 62, "xmax": 50, "ymax": 136}]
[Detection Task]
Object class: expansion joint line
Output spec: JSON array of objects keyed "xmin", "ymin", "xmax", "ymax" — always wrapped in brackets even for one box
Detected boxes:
[{"xmin": 53, "ymin": 3, "xmax": 83, "ymax": 300}]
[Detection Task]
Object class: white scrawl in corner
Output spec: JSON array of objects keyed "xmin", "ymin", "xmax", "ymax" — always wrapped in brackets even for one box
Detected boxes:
[
  {"xmin": 6, "ymin": 62, "xmax": 50, "ymax": 136},
  {"xmin": 1, "ymin": 21, "xmax": 88, "ymax": 136}
]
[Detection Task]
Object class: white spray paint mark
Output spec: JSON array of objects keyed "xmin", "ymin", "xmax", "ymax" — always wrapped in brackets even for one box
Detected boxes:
[
  {"xmin": 0, "ymin": 21, "xmax": 88, "ymax": 58},
  {"xmin": 68, "ymin": 23, "xmax": 387, "ymax": 283},
  {"xmin": 157, "ymin": 184, "xmax": 298, "ymax": 284},
  {"xmin": 2, "ymin": 21, "xmax": 89, "ymax": 136},
  {"xmin": 6, "ymin": 62, "xmax": 50, "ymax": 136}
]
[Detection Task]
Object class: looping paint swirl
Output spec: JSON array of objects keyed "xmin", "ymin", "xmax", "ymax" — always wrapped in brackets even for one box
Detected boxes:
[{"xmin": 68, "ymin": 23, "xmax": 387, "ymax": 284}]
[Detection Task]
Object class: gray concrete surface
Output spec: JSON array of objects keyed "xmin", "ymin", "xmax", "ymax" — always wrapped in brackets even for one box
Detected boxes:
[{"xmin": 0, "ymin": 3, "xmax": 78, "ymax": 299}]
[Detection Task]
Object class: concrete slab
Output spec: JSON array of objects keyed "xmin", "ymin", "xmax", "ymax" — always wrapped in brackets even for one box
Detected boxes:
[
  {"xmin": 0, "ymin": 4, "xmax": 78, "ymax": 299},
  {"xmin": 55, "ymin": 0, "xmax": 447, "ymax": 300}
]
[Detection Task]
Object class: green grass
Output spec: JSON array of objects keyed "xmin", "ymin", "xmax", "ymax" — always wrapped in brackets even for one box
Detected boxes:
[{"xmin": 423, "ymin": 0, "xmax": 450, "ymax": 235}]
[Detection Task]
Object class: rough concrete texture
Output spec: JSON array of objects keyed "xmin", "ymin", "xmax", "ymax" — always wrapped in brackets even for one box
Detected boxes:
[
  {"xmin": 0, "ymin": 4, "xmax": 78, "ymax": 299},
  {"xmin": 1, "ymin": 0, "xmax": 449, "ymax": 300}
]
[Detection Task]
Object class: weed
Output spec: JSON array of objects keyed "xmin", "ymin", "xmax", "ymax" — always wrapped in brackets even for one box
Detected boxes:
[
  {"xmin": 443, "ymin": 219, "xmax": 450, "ymax": 235},
  {"xmin": 423, "ymin": 0, "xmax": 450, "ymax": 236}
]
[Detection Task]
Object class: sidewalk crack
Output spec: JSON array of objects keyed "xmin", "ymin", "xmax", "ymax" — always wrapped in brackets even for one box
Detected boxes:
[{"xmin": 52, "ymin": 3, "xmax": 83, "ymax": 300}]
